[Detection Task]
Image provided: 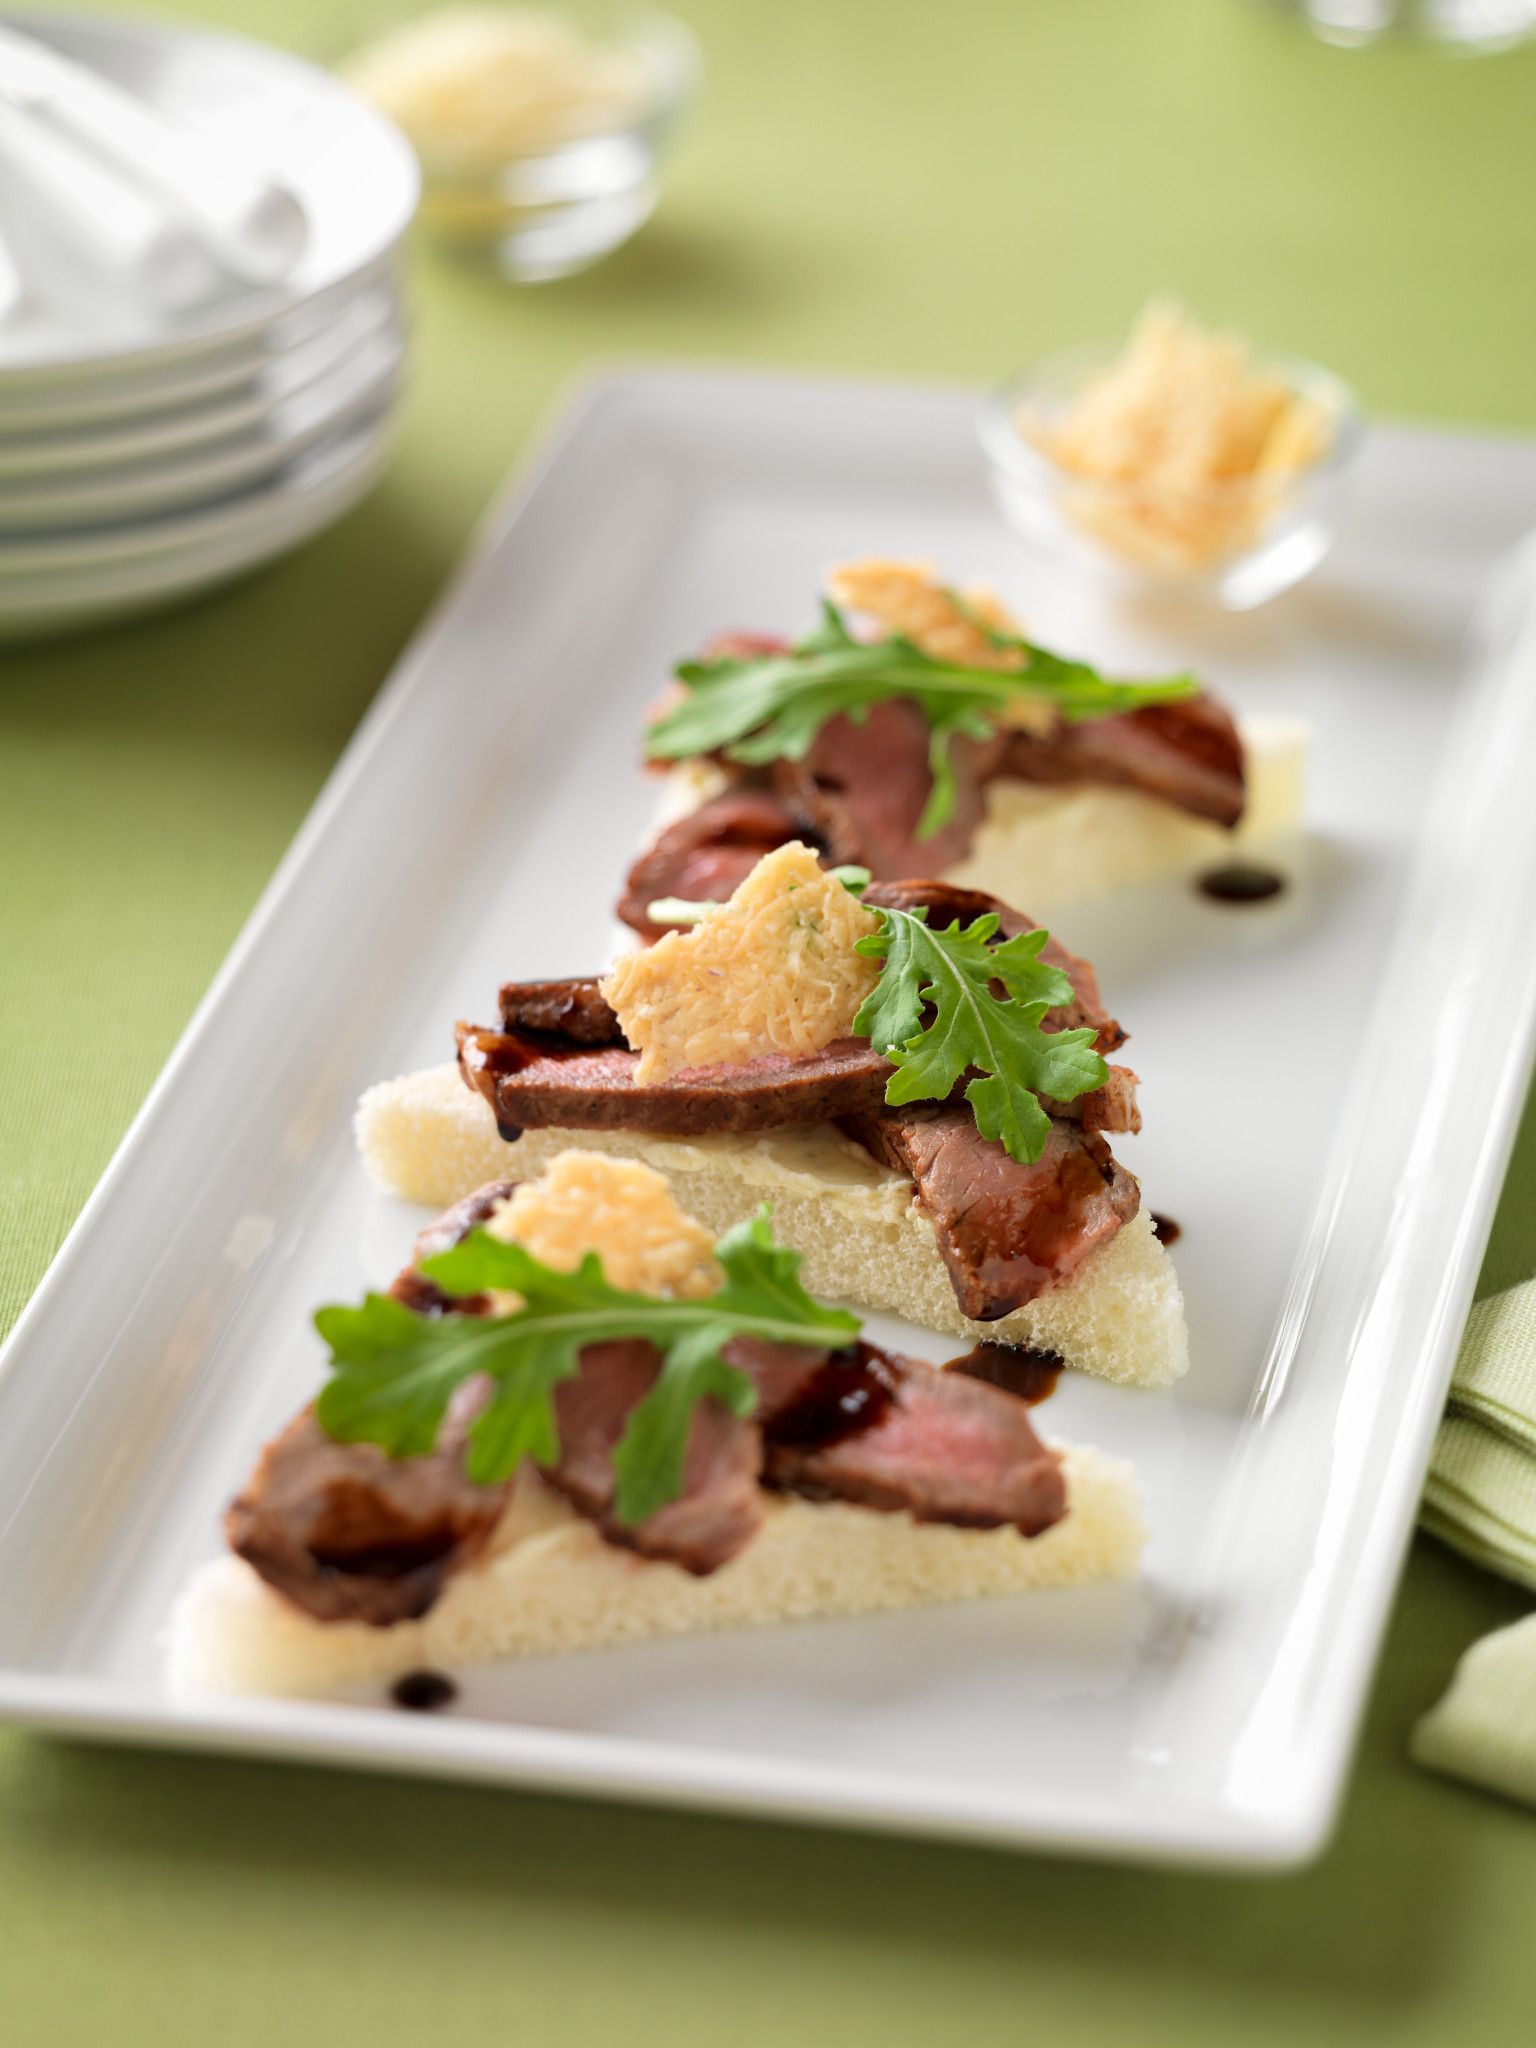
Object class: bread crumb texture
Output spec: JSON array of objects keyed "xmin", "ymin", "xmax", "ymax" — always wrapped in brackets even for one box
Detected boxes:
[
  {"xmin": 167, "ymin": 1444, "xmax": 1144, "ymax": 1696},
  {"xmin": 354, "ymin": 1072, "xmax": 1190, "ymax": 1387},
  {"xmin": 484, "ymin": 1149, "xmax": 720, "ymax": 1299},
  {"xmin": 603, "ymin": 841, "xmax": 881, "ymax": 1082}
]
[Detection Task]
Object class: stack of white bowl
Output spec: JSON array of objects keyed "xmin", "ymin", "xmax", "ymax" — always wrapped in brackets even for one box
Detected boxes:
[{"xmin": 0, "ymin": 14, "xmax": 419, "ymax": 640}]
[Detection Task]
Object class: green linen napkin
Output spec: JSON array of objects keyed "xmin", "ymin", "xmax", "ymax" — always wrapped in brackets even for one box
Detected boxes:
[{"xmin": 1414, "ymin": 1279, "xmax": 1536, "ymax": 1800}]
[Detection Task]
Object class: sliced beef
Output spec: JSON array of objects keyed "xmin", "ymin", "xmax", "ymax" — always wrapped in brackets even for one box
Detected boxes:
[
  {"xmin": 618, "ymin": 789, "xmax": 806, "ymax": 941},
  {"xmin": 459, "ymin": 1022, "xmax": 1133, "ymax": 1142},
  {"xmin": 457, "ymin": 1025, "xmax": 894, "ymax": 1138},
  {"xmin": 1070, "ymin": 1063, "xmax": 1140, "ymax": 1135},
  {"xmin": 764, "ymin": 1361, "xmax": 1065, "ymax": 1534},
  {"xmin": 771, "ymin": 699, "xmax": 1009, "ymax": 880},
  {"xmin": 225, "ymin": 1409, "xmax": 511, "ymax": 1627},
  {"xmin": 543, "ymin": 1338, "xmax": 764, "ymax": 1574},
  {"xmin": 846, "ymin": 1106, "xmax": 1140, "ymax": 1319},
  {"xmin": 1000, "ymin": 696, "xmax": 1245, "ymax": 828},
  {"xmin": 505, "ymin": 885, "xmax": 1120, "ymax": 1054},
  {"xmin": 633, "ymin": 653, "xmax": 1242, "ymax": 930},
  {"xmin": 496, "ymin": 978, "xmax": 624, "ymax": 1046},
  {"xmin": 718, "ymin": 1335, "xmax": 1066, "ymax": 1535},
  {"xmin": 230, "ymin": 1163, "xmax": 1086, "ymax": 1624}
]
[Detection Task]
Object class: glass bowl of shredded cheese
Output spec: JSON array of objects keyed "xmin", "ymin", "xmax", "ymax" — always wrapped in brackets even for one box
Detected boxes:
[
  {"xmin": 342, "ymin": 4, "xmax": 698, "ymax": 281},
  {"xmin": 979, "ymin": 306, "xmax": 1361, "ymax": 610}
]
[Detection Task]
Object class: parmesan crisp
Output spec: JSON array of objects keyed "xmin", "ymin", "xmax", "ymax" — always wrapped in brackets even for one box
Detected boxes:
[
  {"xmin": 827, "ymin": 559, "xmax": 1023, "ymax": 669},
  {"xmin": 604, "ymin": 843, "xmax": 881, "ymax": 1083},
  {"xmin": 484, "ymin": 1150, "xmax": 720, "ymax": 1299},
  {"xmin": 826, "ymin": 559, "xmax": 1055, "ymax": 735}
]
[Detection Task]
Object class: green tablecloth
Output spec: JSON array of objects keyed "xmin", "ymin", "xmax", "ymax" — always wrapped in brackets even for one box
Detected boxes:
[{"xmin": 5, "ymin": 1, "xmax": 1536, "ymax": 2039}]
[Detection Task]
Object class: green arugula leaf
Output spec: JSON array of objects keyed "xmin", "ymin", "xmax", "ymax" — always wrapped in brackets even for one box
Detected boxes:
[
  {"xmin": 647, "ymin": 598, "xmax": 1196, "ymax": 837},
  {"xmin": 853, "ymin": 907, "xmax": 1107, "ymax": 1165},
  {"xmin": 608, "ymin": 1321, "xmax": 753, "ymax": 1526},
  {"xmin": 314, "ymin": 1209, "xmax": 859, "ymax": 1521}
]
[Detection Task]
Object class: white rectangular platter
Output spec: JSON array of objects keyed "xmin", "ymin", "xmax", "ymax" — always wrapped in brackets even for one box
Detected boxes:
[{"xmin": 3, "ymin": 368, "xmax": 1536, "ymax": 1868}]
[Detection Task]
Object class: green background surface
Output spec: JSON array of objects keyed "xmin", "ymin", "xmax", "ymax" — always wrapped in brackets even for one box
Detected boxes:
[{"xmin": 4, "ymin": 0, "xmax": 1536, "ymax": 2039}]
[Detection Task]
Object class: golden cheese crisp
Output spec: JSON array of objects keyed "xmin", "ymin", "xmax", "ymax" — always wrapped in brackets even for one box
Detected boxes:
[
  {"xmin": 827, "ymin": 559, "xmax": 1024, "ymax": 669},
  {"xmin": 604, "ymin": 842, "xmax": 881, "ymax": 1083},
  {"xmin": 825, "ymin": 560, "xmax": 1055, "ymax": 734},
  {"xmin": 484, "ymin": 1150, "xmax": 719, "ymax": 1299},
  {"xmin": 1020, "ymin": 303, "xmax": 1334, "ymax": 573}
]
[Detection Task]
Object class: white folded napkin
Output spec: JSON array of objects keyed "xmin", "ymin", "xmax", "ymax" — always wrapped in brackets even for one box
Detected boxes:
[{"xmin": 0, "ymin": 22, "xmax": 308, "ymax": 319}]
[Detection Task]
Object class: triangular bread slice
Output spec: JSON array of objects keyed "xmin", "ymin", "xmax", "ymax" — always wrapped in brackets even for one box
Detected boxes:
[
  {"xmin": 354, "ymin": 1064, "xmax": 1189, "ymax": 1389},
  {"xmin": 168, "ymin": 1446, "xmax": 1143, "ymax": 1697}
]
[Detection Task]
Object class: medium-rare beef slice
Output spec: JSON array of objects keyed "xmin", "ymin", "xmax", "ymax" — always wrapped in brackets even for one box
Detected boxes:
[
  {"xmin": 457, "ymin": 1026, "xmax": 894, "ymax": 1138},
  {"xmin": 761, "ymin": 1345, "xmax": 1066, "ymax": 1534},
  {"xmin": 845, "ymin": 1106, "xmax": 1140, "ymax": 1319},
  {"xmin": 999, "ymin": 695, "xmax": 1245, "ymax": 828},
  {"xmin": 724, "ymin": 1335, "xmax": 1067, "ymax": 1535},
  {"xmin": 225, "ymin": 1409, "xmax": 511, "ymax": 1627},
  {"xmin": 496, "ymin": 979, "xmax": 625, "ymax": 1045},
  {"xmin": 543, "ymin": 1337, "xmax": 764, "ymax": 1574},
  {"xmin": 770, "ymin": 699, "xmax": 1008, "ymax": 881},
  {"xmin": 617, "ymin": 789, "xmax": 807, "ymax": 940},
  {"xmin": 230, "ymin": 1176, "xmax": 1086, "ymax": 1624},
  {"xmin": 458, "ymin": 1022, "xmax": 1135, "ymax": 1141}
]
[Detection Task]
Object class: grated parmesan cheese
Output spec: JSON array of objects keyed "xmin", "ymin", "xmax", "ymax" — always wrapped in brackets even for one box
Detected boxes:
[
  {"xmin": 1019, "ymin": 302, "xmax": 1335, "ymax": 572},
  {"xmin": 603, "ymin": 842, "xmax": 881, "ymax": 1083},
  {"xmin": 825, "ymin": 559, "xmax": 1055, "ymax": 735},
  {"xmin": 483, "ymin": 1150, "xmax": 719, "ymax": 1299},
  {"xmin": 827, "ymin": 559, "xmax": 1023, "ymax": 669},
  {"xmin": 343, "ymin": 7, "xmax": 651, "ymax": 165}
]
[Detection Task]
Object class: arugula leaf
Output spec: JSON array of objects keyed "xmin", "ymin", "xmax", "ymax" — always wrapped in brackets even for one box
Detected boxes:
[
  {"xmin": 853, "ymin": 907, "xmax": 1107, "ymax": 1165},
  {"xmin": 607, "ymin": 1322, "xmax": 751, "ymax": 1525},
  {"xmin": 646, "ymin": 599, "xmax": 1196, "ymax": 837},
  {"xmin": 314, "ymin": 1209, "xmax": 859, "ymax": 1523}
]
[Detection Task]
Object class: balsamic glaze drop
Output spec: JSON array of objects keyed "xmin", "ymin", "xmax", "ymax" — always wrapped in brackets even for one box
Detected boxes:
[
  {"xmin": 950, "ymin": 1343, "xmax": 1064, "ymax": 1405},
  {"xmin": 768, "ymin": 1346, "xmax": 898, "ymax": 1449},
  {"xmin": 1197, "ymin": 863, "xmax": 1286, "ymax": 905},
  {"xmin": 391, "ymin": 1669, "xmax": 459, "ymax": 1713},
  {"xmin": 1151, "ymin": 1212, "xmax": 1182, "ymax": 1247}
]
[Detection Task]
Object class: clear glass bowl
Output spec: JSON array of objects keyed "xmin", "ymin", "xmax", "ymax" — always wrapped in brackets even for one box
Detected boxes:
[
  {"xmin": 395, "ymin": 5, "xmax": 699, "ymax": 283},
  {"xmin": 978, "ymin": 344, "xmax": 1363, "ymax": 611}
]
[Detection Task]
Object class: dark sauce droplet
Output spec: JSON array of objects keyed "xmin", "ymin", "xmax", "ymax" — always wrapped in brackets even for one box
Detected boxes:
[
  {"xmin": 1197, "ymin": 862, "xmax": 1286, "ymax": 905},
  {"xmin": 1151, "ymin": 1212, "xmax": 1182, "ymax": 1247},
  {"xmin": 391, "ymin": 1669, "xmax": 458, "ymax": 1713},
  {"xmin": 769, "ymin": 1346, "xmax": 898, "ymax": 1449},
  {"xmin": 951, "ymin": 1343, "xmax": 1064, "ymax": 1405}
]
